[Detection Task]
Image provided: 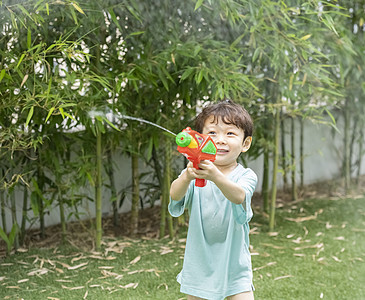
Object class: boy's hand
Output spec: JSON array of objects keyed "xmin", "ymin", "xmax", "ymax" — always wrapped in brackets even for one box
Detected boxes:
[
  {"xmin": 185, "ymin": 161, "xmax": 198, "ymax": 181},
  {"xmin": 196, "ymin": 160, "xmax": 246, "ymax": 205},
  {"xmin": 170, "ymin": 162, "xmax": 195, "ymax": 201},
  {"xmin": 194, "ymin": 160, "xmax": 223, "ymax": 182}
]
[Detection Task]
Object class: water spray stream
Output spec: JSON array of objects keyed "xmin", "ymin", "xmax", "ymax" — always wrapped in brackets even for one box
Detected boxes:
[
  {"xmin": 88, "ymin": 110, "xmax": 176, "ymax": 136},
  {"xmin": 119, "ymin": 115, "xmax": 176, "ymax": 136}
]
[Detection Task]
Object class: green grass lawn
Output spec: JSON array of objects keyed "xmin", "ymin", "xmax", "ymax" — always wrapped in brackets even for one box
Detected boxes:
[{"xmin": 1, "ymin": 196, "xmax": 364, "ymax": 299}]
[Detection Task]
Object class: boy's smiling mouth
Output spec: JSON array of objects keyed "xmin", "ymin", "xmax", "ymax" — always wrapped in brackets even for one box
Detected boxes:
[{"xmin": 217, "ymin": 149, "xmax": 229, "ymax": 154}]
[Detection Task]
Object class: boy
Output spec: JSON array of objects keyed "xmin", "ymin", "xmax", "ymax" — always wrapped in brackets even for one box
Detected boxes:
[{"xmin": 169, "ymin": 99, "xmax": 257, "ymax": 300}]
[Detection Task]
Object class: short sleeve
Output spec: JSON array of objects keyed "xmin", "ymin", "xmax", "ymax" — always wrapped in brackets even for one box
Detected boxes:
[
  {"xmin": 231, "ymin": 168, "xmax": 257, "ymax": 224},
  {"xmin": 168, "ymin": 169, "xmax": 194, "ymax": 217}
]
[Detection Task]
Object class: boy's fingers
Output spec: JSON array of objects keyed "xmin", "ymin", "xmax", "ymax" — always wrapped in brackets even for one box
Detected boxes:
[
  {"xmin": 198, "ymin": 160, "xmax": 213, "ymax": 169},
  {"xmin": 187, "ymin": 166, "xmax": 199, "ymax": 177},
  {"xmin": 186, "ymin": 162, "xmax": 195, "ymax": 171}
]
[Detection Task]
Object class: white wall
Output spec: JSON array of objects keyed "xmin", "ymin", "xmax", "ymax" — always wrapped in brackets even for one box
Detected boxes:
[{"xmin": 248, "ymin": 116, "xmax": 364, "ymax": 192}]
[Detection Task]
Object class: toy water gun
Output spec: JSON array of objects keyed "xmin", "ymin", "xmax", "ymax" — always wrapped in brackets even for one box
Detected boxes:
[{"xmin": 175, "ymin": 127, "xmax": 217, "ymax": 187}]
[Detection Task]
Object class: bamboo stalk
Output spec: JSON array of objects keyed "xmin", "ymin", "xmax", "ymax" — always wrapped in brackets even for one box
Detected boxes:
[
  {"xmin": 19, "ymin": 185, "xmax": 28, "ymax": 245},
  {"xmin": 356, "ymin": 126, "xmax": 364, "ymax": 188},
  {"xmin": 291, "ymin": 117, "xmax": 298, "ymax": 201},
  {"xmin": 261, "ymin": 110, "xmax": 270, "ymax": 214},
  {"xmin": 262, "ymin": 147, "xmax": 269, "ymax": 214},
  {"xmin": 343, "ymin": 101, "xmax": 351, "ymax": 193},
  {"xmin": 130, "ymin": 153, "xmax": 140, "ymax": 236},
  {"xmin": 59, "ymin": 192, "xmax": 67, "ymax": 245},
  {"xmin": 160, "ymin": 138, "xmax": 174, "ymax": 238},
  {"xmin": 95, "ymin": 131, "xmax": 102, "ymax": 250},
  {"xmin": 0, "ymin": 168, "xmax": 7, "ymax": 234},
  {"xmin": 300, "ymin": 117, "xmax": 304, "ymax": 189},
  {"xmin": 10, "ymin": 190, "xmax": 19, "ymax": 250},
  {"xmin": 281, "ymin": 112, "xmax": 287, "ymax": 192},
  {"xmin": 107, "ymin": 150, "xmax": 119, "ymax": 227},
  {"xmin": 37, "ymin": 166, "xmax": 45, "ymax": 239},
  {"xmin": 269, "ymin": 107, "xmax": 280, "ymax": 231}
]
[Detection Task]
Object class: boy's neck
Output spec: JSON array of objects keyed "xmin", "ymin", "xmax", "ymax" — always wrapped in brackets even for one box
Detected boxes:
[{"xmin": 216, "ymin": 162, "xmax": 238, "ymax": 175}]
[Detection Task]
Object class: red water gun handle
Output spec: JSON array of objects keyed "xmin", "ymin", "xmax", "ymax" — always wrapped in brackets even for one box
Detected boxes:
[
  {"xmin": 192, "ymin": 161, "xmax": 207, "ymax": 187},
  {"xmin": 195, "ymin": 178, "xmax": 206, "ymax": 187}
]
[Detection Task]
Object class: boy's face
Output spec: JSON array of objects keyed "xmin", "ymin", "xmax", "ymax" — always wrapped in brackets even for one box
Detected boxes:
[{"xmin": 202, "ymin": 116, "xmax": 252, "ymax": 168}]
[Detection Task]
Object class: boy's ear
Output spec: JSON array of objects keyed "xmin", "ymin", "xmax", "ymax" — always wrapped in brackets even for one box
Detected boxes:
[{"xmin": 242, "ymin": 136, "xmax": 252, "ymax": 153}]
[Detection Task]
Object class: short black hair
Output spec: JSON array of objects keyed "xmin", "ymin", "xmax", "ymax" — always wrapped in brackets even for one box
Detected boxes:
[{"xmin": 195, "ymin": 99, "xmax": 253, "ymax": 139}]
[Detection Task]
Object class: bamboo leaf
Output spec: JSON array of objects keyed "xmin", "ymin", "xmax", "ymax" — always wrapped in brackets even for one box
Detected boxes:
[
  {"xmin": 230, "ymin": 33, "xmax": 245, "ymax": 50},
  {"xmin": 96, "ymin": 118, "xmax": 106, "ymax": 134},
  {"xmin": 161, "ymin": 66, "xmax": 174, "ymax": 83},
  {"xmin": 324, "ymin": 108, "xmax": 336, "ymax": 125},
  {"xmin": 252, "ymin": 47, "xmax": 261, "ymax": 62},
  {"xmin": 300, "ymin": 34, "xmax": 311, "ymax": 41},
  {"xmin": 108, "ymin": 8, "xmax": 122, "ymax": 31},
  {"xmin": 46, "ymin": 3, "xmax": 49, "ymax": 15},
  {"xmin": 322, "ymin": 14, "xmax": 338, "ymax": 36},
  {"xmin": 132, "ymin": 79, "xmax": 138, "ymax": 92},
  {"xmin": 58, "ymin": 103, "xmax": 75, "ymax": 108},
  {"xmin": 25, "ymin": 106, "xmax": 34, "ymax": 127},
  {"xmin": 31, "ymin": 178, "xmax": 47, "ymax": 204},
  {"xmin": 301, "ymin": 50, "xmax": 308, "ymax": 61},
  {"xmin": 45, "ymin": 107, "xmax": 55, "ymax": 123},
  {"xmin": 20, "ymin": 74, "xmax": 28, "ymax": 87},
  {"xmin": 0, "ymin": 226, "xmax": 10, "ymax": 245},
  {"xmin": 196, "ymin": 69, "xmax": 204, "ymax": 84},
  {"xmin": 47, "ymin": 76, "xmax": 52, "ymax": 95},
  {"xmin": 86, "ymin": 172, "xmax": 95, "ymax": 186},
  {"xmin": 289, "ymin": 74, "xmax": 294, "ymax": 91},
  {"xmin": 0, "ymin": 69, "xmax": 6, "ymax": 82},
  {"xmin": 193, "ymin": 45, "xmax": 201, "ymax": 57},
  {"xmin": 180, "ymin": 67, "xmax": 195, "ymax": 81},
  {"xmin": 10, "ymin": 10, "xmax": 18, "ymax": 30},
  {"xmin": 30, "ymin": 191, "xmax": 39, "ymax": 216},
  {"xmin": 59, "ymin": 107, "xmax": 65, "ymax": 118},
  {"xmin": 70, "ymin": 6, "xmax": 78, "ymax": 25},
  {"xmin": 128, "ymin": 31, "xmax": 145, "ymax": 37},
  {"xmin": 157, "ymin": 69, "xmax": 169, "ymax": 91},
  {"xmin": 17, "ymin": 4, "xmax": 33, "ymax": 21},
  {"xmin": 126, "ymin": 5, "xmax": 141, "ymax": 23},
  {"xmin": 71, "ymin": 2, "xmax": 85, "ymax": 15},
  {"xmin": 104, "ymin": 117, "xmax": 121, "ymax": 132},
  {"xmin": 17, "ymin": 53, "xmax": 26, "ymax": 68},
  {"xmin": 7, "ymin": 224, "xmax": 19, "ymax": 251},
  {"xmin": 63, "ymin": 112, "xmax": 76, "ymax": 120},
  {"xmin": 34, "ymin": 0, "xmax": 44, "ymax": 10},
  {"xmin": 301, "ymin": 73, "xmax": 307, "ymax": 87},
  {"xmin": 28, "ymin": 43, "xmax": 42, "ymax": 53},
  {"xmin": 27, "ymin": 28, "xmax": 31, "ymax": 49},
  {"xmin": 194, "ymin": 0, "xmax": 204, "ymax": 11}
]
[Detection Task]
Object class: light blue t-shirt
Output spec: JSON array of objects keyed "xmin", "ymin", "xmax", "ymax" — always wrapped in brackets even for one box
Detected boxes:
[{"xmin": 168, "ymin": 164, "xmax": 257, "ymax": 300}]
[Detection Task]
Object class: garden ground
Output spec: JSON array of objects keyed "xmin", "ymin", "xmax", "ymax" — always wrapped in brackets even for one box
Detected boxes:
[{"xmin": 0, "ymin": 177, "xmax": 364, "ymax": 299}]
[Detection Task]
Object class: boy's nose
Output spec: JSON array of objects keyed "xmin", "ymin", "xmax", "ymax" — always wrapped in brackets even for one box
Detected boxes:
[{"xmin": 214, "ymin": 135, "xmax": 227, "ymax": 144}]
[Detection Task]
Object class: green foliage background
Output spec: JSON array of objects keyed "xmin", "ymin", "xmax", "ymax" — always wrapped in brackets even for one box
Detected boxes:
[{"xmin": 0, "ymin": 0, "xmax": 364, "ymax": 250}]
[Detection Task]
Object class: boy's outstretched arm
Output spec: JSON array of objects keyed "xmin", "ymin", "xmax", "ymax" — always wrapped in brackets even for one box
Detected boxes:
[
  {"xmin": 170, "ymin": 162, "xmax": 195, "ymax": 201},
  {"xmin": 213, "ymin": 173, "xmax": 246, "ymax": 205},
  {"xmin": 195, "ymin": 160, "xmax": 246, "ymax": 205}
]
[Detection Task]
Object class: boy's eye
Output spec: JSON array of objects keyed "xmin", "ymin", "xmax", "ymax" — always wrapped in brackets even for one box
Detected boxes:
[
  {"xmin": 208, "ymin": 131, "xmax": 216, "ymax": 135},
  {"xmin": 227, "ymin": 132, "xmax": 236, "ymax": 136}
]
